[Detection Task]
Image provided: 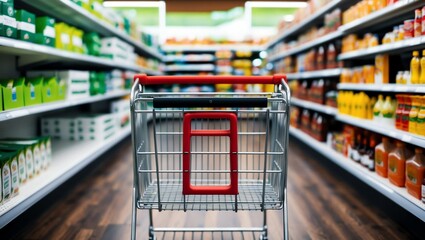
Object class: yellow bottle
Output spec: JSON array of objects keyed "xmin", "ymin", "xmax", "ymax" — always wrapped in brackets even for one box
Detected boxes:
[
  {"xmin": 373, "ymin": 95, "xmax": 384, "ymax": 121},
  {"xmin": 411, "ymin": 51, "xmax": 420, "ymax": 84},
  {"xmin": 382, "ymin": 96, "xmax": 395, "ymax": 126},
  {"xmin": 420, "ymin": 50, "xmax": 425, "ymax": 84},
  {"xmin": 416, "ymin": 96, "xmax": 425, "ymax": 136},
  {"xmin": 369, "ymin": 97, "xmax": 377, "ymax": 119}
]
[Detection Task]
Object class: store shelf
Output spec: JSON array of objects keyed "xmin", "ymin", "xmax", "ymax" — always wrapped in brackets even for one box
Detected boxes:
[
  {"xmin": 336, "ymin": 114, "xmax": 425, "ymax": 149},
  {"xmin": 164, "ymin": 54, "xmax": 216, "ymax": 62},
  {"xmin": 266, "ymin": 0, "xmax": 345, "ymax": 48},
  {"xmin": 287, "ymin": 68, "xmax": 342, "ymax": 80},
  {"xmin": 164, "ymin": 64, "xmax": 216, "ymax": 72},
  {"xmin": 161, "ymin": 44, "xmax": 264, "ymax": 52},
  {"xmin": 291, "ymin": 97, "xmax": 337, "ymax": 115},
  {"xmin": 339, "ymin": 0, "xmax": 424, "ymax": 34},
  {"xmin": 20, "ymin": 0, "xmax": 162, "ymax": 60},
  {"xmin": 338, "ymin": 37, "xmax": 425, "ymax": 60},
  {"xmin": 268, "ymin": 30, "xmax": 343, "ymax": 62},
  {"xmin": 0, "ymin": 37, "xmax": 163, "ymax": 74},
  {"xmin": 337, "ymin": 83, "xmax": 425, "ymax": 93},
  {"xmin": 289, "ymin": 126, "xmax": 425, "ymax": 222},
  {"xmin": 0, "ymin": 127, "xmax": 131, "ymax": 228},
  {"xmin": 0, "ymin": 90, "xmax": 129, "ymax": 122}
]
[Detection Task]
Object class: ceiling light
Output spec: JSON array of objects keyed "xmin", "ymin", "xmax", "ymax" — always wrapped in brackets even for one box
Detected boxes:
[
  {"xmin": 103, "ymin": 1, "xmax": 165, "ymax": 8},
  {"xmin": 245, "ymin": 1, "xmax": 308, "ymax": 8}
]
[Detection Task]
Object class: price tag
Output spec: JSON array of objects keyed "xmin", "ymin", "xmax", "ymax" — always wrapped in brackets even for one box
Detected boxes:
[
  {"xmin": 401, "ymin": 135, "xmax": 412, "ymax": 143},
  {"xmin": 415, "ymin": 86, "xmax": 425, "ymax": 93},
  {"xmin": 381, "ymin": 85, "xmax": 392, "ymax": 91}
]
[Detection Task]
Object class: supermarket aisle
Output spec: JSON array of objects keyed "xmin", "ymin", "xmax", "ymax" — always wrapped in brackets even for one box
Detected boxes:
[{"xmin": 5, "ymin": 138, "xmax": 419, "ymax": 240}]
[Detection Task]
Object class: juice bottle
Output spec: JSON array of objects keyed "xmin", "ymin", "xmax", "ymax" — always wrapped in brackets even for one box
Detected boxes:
[
  {"xmin": 317, "ymin": 46, "xmax": 325, "ymax": 70},
  {"xmin": 402, "ymin": 95, "xmax": 412, "ymax": 131},
  {"xmin": 382, "ymin": 96, "xmax": 395, "ymax": 126},
  {"xmin": 414, "ymin": 9, "xmax": 422, "ymax": 38},
  {"xmin": 409, "ymin": 95, "xmax": 420, "ymax": 134},
  {"xmin": 388, "ymin": 141, "xmax": 411, "ymax": 187},
  {"xmin": 403, "ymin": 71, "xmax": 411, "ymax": 84},
  {"xmin": 375, "ymin": 136, "xmax": 394, "ymax": 178},
  {"xmin": 368, "ymin": 97, "xmax": 376, "ymax": 119},
  {"xmin": 422, "ymin": 6, "xmax": 425, "ymax": 36},
  {"xmin": 395, "ymin": 95, "xmax": 405, "ymax": 129},
  {"xmin": 326, "ymin": 43, "xmax": 336, "ymax": 69},
  {"xmin": 359, "ymin": 131, "xmax": 369, "ymax": 167},
  {"xmin": 367, "ymin": 134, "xmax": 378, "ymax": 171},
  {"xmin": 420, "ymin": 50, "xmax": 425, "ymax": 84},
  {"xmin": 397, "ymin": 24, "xmax": 405, "ymax": 41},
  {"xmin": 396, "ymin": 71, "xmax": 403, "ymax": 84},
  {"xmin": 405, "ymin": 148, "xmax": 425, "ymax": 199},
  {"xmin": 417, "ymin": 96, "xmax": 425, "ymax": 136},
  {"xmin": 411, "ymin": 51, "xmax": 420, "ymax": 84},
  {"xmin": 352, "ymin": 131, "xmax": 362, "ymax": 162},
  {"xmin": 373, "ymin": 95, "xmax": 384, "ymax": 121}
]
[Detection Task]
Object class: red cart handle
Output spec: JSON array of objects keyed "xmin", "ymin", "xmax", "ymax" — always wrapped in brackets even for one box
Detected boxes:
[{"xmin": 135, "ymin": 74, "xmax": 286, "ymax": 85}]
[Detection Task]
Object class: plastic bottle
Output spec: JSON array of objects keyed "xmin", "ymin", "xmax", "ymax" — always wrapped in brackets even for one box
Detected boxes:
[
  {"xmin": 375, "ymin": 136, "xmax": 394, "ymax": 178},
  {"xmin": 403, "ymin": 71, "xmax": 411, "ymax": 84},
  {"xmin": 368, "ymin": 97, "xmax": 376, "ymax": 120},
  {"xmin": 422, "ymin": 6, "xmax": 425, "ymax": 36},
  {"xmin": 317, "ymin": 46, "xmax": 325, "ymax": 70},
  {"xmin": 382, "ymin": 96, "xmax": 395, "ymax": 126},
  {"xmin": 326, "ymin": 43, "xmax": 336, "ymax": 69},
  {"xmin": 420, "ymin": 50, "xmax": 425, "ymax": 84},
  {"xmin": 396, "ymin": 71, "xmax": 403, "ymax": 84},
  {"xmin": 359, "ymin": 131, "xmax": 369, "ymax": 167},
  {"xmin": 405, "ymin": 148, "xmax": 425, "ymax": 199},
  {"xmin": 417, "ymin": 96, "xmax": 425, "ymax": 136},
  {"xmin": 409, "ymin": 96, "xmax": 420, "ymax": 134},
  {"xmin": 395, "ymin": 95, "xmax": 405, "ymax": 130},
  {"xmin": 411, "ymin": 51, "xmax": 420, "ymax": 84},
  {"xmin": 352, "ymin": 131, "xmax": 362, "ymax": 162},
  {"xmin": 402, "ymin": 96, "xmax": 412, "ymax": 131},
  {"xmin": 373, "ymin": 95, "xmax": 384, "ymax": 121},
  {"xmin": 397, "ymin": 24, "xmax": 405, "ymax": 41},
  {"xmin": 388, "ymin": 141, "xmax": 411, "ymax": 187},
  {"xmin": 367, "ymin": 134, "xmax": 377, "ymax": 171},
  {"xmin": 414, "ymin": 9, "xmax": 422, "ymax": 38}
]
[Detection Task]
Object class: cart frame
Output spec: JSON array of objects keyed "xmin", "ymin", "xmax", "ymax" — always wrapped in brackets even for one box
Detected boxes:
[{"xmin": 130, "ymin": 74, "xmax": 290, "ymax": 240}]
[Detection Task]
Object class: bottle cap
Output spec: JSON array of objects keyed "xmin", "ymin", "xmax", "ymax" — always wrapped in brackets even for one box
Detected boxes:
[{"xmin": 413, "ymin": 51, "xmax": 419, "ymax": 57}]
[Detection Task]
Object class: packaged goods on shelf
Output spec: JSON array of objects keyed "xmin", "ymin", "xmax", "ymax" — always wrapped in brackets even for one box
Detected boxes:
[
  {"xmin": 26, "ymin": 71, "xmax": 67, "ymax": 102},
  {"xmin": 291, "ymin": 106, "xmax": 330, "ymax": 142},
  {"xmin": 83, "ymin": 32, "xmax": 101, "ymax": 56},
  {"xmin": 35, "ymin": 16, "xmax": 55, "ymax": 47},
  {"xmin": 70, "ymin": 27, "xmax": 84, "ymax": 53},
  {"xmin": 0, "ymin": 78, "xmax": 24, "ymax": 110},
  {"xmin": 339, "ymin": 55, "xmax": 388, "ymax": 84},
  {"xmin": 55, "ymin": 22, "xmax": 72, "ymax": 51},
  {"xmin": 342, "ymin": 0, "xmax": 397, "ymax": 25},
  {"xmin": 111, "ymin": 99, "xmax": 130, "ymax": 128},
  {"xmin": 100, "ymin": 37, "xmax": 135, "ymax": 63},
  {"xmin": 23, "ymin": 77, "xmax": 43, "ymax": 106},
  {"xmin": 16, "ymin": 9, "xmax": 35, "ymax": 43},
  {"xmin": 1, "ymin": 0, "xmax": 17, "ymax": 39},
  {"xmin": 0, "ymin": 144, "xmax": 26, "ymax": 184},
  {"xmin": 290, "ymin": 79, "xmax": 334, "ymax": 105}
]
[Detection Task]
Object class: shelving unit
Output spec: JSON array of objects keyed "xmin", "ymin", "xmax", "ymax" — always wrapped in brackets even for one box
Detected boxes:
[
  {"xmin": 338, "ymin": 36, "xmax": 425, "ymax": 60},
  {"xmin": 164, "ymin": 54, "xmax": 215, "ymax": 63},
  {"xmin": 336, "ymin": 114, "xmax": 425, "ymax": 149},
  {"xmin": 268, "ymin": 30, "xmax": 343, "ymax": 62},
  {"xmin": 287, "ymin": 68, "xmax": 342, "ymax": 80},
  {"xmin": 267, "ymin": 0, "xmax": 345, "ymax": 48},
  {"xmin": 164, "ymin": 64, "xmax": 216, "ymax": 72},
  {"xmin": 161, "ymin": 44, "xmax": 264, "ymax": 52},
  {"xmin": 0, "ymin": 127, "xmax": 131, "ymax": 228},
  {"xmin": 289, "ymin": 127, "xmax": 425, "ymax": 222},
  {"xmin": 20, "ymin": 0, "xmax": 162, "ymax": 60},
  {"xmin": 0, "ymin": 90, "xmax": 129, "ymax": 122},
  {"xmin": 337, "ymin": 83, "xmax": 425, "ymax": 93},
  {"xmin": 291, "ymin": 97, "xmax": 337, "ymax": 115},
  {"xmin": 339, "ymin": 0, "xmax": 424, "ymax": 34}
]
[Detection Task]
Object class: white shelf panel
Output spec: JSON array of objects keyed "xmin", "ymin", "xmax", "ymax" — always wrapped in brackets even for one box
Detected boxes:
[
  {"xmin": 336, "ymin": 114, "xmax": 425, "ymax": 149},
  {"xmin": 291, "ymin": 97, "xmax": 337, "ymax": 115},
  {"xmin": 339, "ymin": 0, "xmax": 423, "ymax": 34},
  {"xmin": 0, "ymin": 127, "xmax": 131, "ymax": 228},
  {"xmin": 0, "ymin": 90, "xmax": 129, "ymax": 122},
  {"xmin": 164, "ymin": 54, "xmax": 216, "ymax": 62},
  {"xmin": 164, "ymin": 64, "xmax": 216, "ymax": 72},
  {"xmin": 286, "ymin": 68, "xmax": 342, "ymax": 80},
  {"xmin": 161, "ymin": 44, "xmax": 264, "ymax": 52},
  {"xmin": 266, "ymin": 0, "xmax": 344, "ymax": 48},
  {"xmin": 268, "ymin": 30, "xmax": 343, "ymax": 62},
  {"xmin": 289, "ymin": 127, "xmax": 425, "ymax": 222},
  {"xmin": 337, "ymin": 83, "xmax": 425, "ymax": 93},
  {"xmin": 338, "ymin": 36, "xmax": 425, "ymax": 60},
  {"xmin": 20, "ymin": 0, "xmax": 162, "ymax": 60}
]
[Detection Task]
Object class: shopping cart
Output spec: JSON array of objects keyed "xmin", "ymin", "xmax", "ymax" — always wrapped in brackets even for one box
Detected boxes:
[{"xmin": 130, "ymin": 74, "xmax": 290, "ymax": 240}]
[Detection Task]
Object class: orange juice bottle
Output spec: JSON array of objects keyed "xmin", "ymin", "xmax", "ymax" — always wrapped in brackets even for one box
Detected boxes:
[
  {"xmin": 417, "ymin": 96, "xmax": 425, "ymax": 136},
  {"xmin": 388, "ymin": 141, "xmax": 412, "ymax": 187},
  {"xmin": 406, "ymin": 148, "xmax": 425, "ymax": 199},
  {"xmin": 420, "ymin": 50, "xmax": 425, "ymax": 84},
  {"xmin": 409, "ymin": 96, "xmax": 420, "ymax": 134},
  {"xmin": 375, "ymin": 137, "xmax": 394, "ymax": 177},
  {"xmin": 411, "ymin": 51, "xmax": 420, "ymax": 84}
]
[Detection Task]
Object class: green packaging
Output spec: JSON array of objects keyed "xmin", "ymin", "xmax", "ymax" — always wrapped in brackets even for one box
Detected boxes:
[
  {"xmin": 42, "ymin": 76, "xmax": 58, "ymax": 103},
  {"xmin": 0, "ymin": 152, "xmax": 15, "ymax": 202},
  {"xmin": 1, "ymin": 78, "xmax": 24, "ymax": 110},
  {"xmin": 83, "ymin": 32, "xmax": 101, "ymax": 56},
  {"xmin": 24, "ymin": 76, "xmax": 43, "ymax": 106},
  {"xmin": 0, "ymin": 139, "xmax": 43, "ymax": 177},
  {"xmin": 55, "ymin": 22, "xmax": 71, "ymax": 51},
  {"xmin": 0, "ymin": 150, "xmax": 20, "ymax": 197},
  {"xmin": 35, "ymin": 16, "xmax": 55, "ymax": 47},
  {"xmin": 15, "ymin": 9, "xmax": 35, "ymax": 42},
  {"xmin": 0, "ymin": 86, "xmax": 3, "ymax": 111},
  {"xmin": 1, "ymin": 2, "xmax": 17, "ymax": 39},
  {"xmin": 0, "ymin": 144, "xmax": 27, "ymax": 184},
  {"xmin": 70, "ymin": 27, "xmax": 84, "ymax": 53},
  {"xmin": 57, "ymin": 77, "xmax": 66, "ymax": 100}
]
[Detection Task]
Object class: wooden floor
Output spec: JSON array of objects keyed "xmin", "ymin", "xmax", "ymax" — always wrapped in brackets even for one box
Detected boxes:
[{"xmin": 3, "ymin": 137, "xmax": 424, "ymax": 239}]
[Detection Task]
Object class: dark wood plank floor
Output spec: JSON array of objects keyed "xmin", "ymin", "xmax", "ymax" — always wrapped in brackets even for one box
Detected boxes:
[{"xmin": 4, "ymin": 137, "xmax": 424, "ymax": 239}]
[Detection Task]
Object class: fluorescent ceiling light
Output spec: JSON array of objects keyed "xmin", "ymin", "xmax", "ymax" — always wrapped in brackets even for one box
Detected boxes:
[
  {"xmin": 245, "ymin": 1, "xmax": 307, "ymax": 8},
  {"xmin": 103, "ymin": 1, "xmax": 165, "ymax": 8}
]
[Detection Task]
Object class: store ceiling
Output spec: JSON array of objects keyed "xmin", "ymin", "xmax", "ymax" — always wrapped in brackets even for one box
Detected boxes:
[{"xmin": 104, "ymin": 0, "xmax": 307, "ymax": 12}]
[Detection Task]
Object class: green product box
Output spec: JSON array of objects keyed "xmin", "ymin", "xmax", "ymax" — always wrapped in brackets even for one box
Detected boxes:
[
  {"xmin": 0, "ymin": 150, "xmax": 20, "ymax": 196},
  {"xmin": 89, "ymin": 71, "xmax": 98, "ymax": 96},
  {"xmin": 15, "ymin": 9, "xmax": 35, "ymax": 42},
  {"xmin": 55, "ymin": 22, "xmax": 71, "ymax": 51},
  {"xmin": 42, "ymin": 76, "xmax": 58, "ymax": 103},
  {"xmin": 35, "ymin": 16, "xmax": 55, "ymax": 47},
  {"xmin": 0, "ymin": 86, "xmax": 3, "ymax": 111},
  {"xmin": 57, "ymin": 77, "xmax": 66, "ymax": 100},
  {"xmin": 0, "ymin": 78, "xmax": 24, "ymax": 110},
  {"xmin": 1, "ymin": 2, "xmax": 17, "ymax": 39},
  {"xmin": 83, "ymin": 32, "xmax": 101, "ymax": 56},
  {"xmin": 0, "ymin": 144, "xmax": 27, "ymax": 184},
  {"xmin": 24, "ymin": 76, "xmax": 43, "ymax": 106},
  {"xmin": 97, "ymin": 72, "xmax": 106, "ymax": 94}
]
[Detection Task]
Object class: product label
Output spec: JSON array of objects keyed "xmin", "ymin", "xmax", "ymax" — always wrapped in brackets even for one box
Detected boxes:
[
  {"xmin": 30, "ymin": 83, "xmax": 35, "ymax": 99},
  {"xmin": 18, "ymin": 152, "xmax": 26, "ymax": 182},
  {"xmin": 10, "ymin": 157, "xmax": 19, "ymax": 194},
  {"xmin": 406, "ymin": 165, "xmax": 418, "ymax": 184},
  {"xmin": 72, "ymin": 36, "xmax": 82, "ymax": 47},
  {"xmin": 43, "ymin": 26, "xmax": 55, "ymax": 38},
  {"xmin": 388, "ymin": 159, "xmax": 397, "ymax": 173},
  {"xmin": 33, "ymin": 146, "xmax": 41, "ymax": 174},
  {"xmin": 25, "ymin": 149, "xmax": 34, "ymax": 178},
  {"xmin": 17, "ymin": 22, "xmax": 35, "ymax": 33},
  {"xmin": 3, "ymin": 162, "xmax": 11, "ymax": 200},
  {"xmin": 11, "ymin": 87, "xmax": 17, "ymax": 101},
  {"xmin": 375, "ymin": 151, "xmax": 385, "ymax": 167},
  {"xmin": 46, "ymin": 140, "xmax": 52, "ymax": 164},
  {"xmin": 40, "ymin": 143, "xmax": 47, "ymax": 169},
  {"xmin": 61, "ymin": 33, "xmax": 70, "ymax": 44},
  {"xmin": 3, "ymin": 15, "xmax": 17, "ymax": 28}
]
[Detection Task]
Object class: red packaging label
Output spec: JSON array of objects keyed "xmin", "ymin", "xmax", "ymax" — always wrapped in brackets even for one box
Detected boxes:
[{"xmin": 404, "ymin": 19, "xmax": 414, "ymax": 39}]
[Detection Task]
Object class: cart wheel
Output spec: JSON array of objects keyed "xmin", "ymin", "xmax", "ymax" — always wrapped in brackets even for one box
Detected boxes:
[{"xmin": 260, "ymin": 234, "xmax": 268, "ymax": 240}]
